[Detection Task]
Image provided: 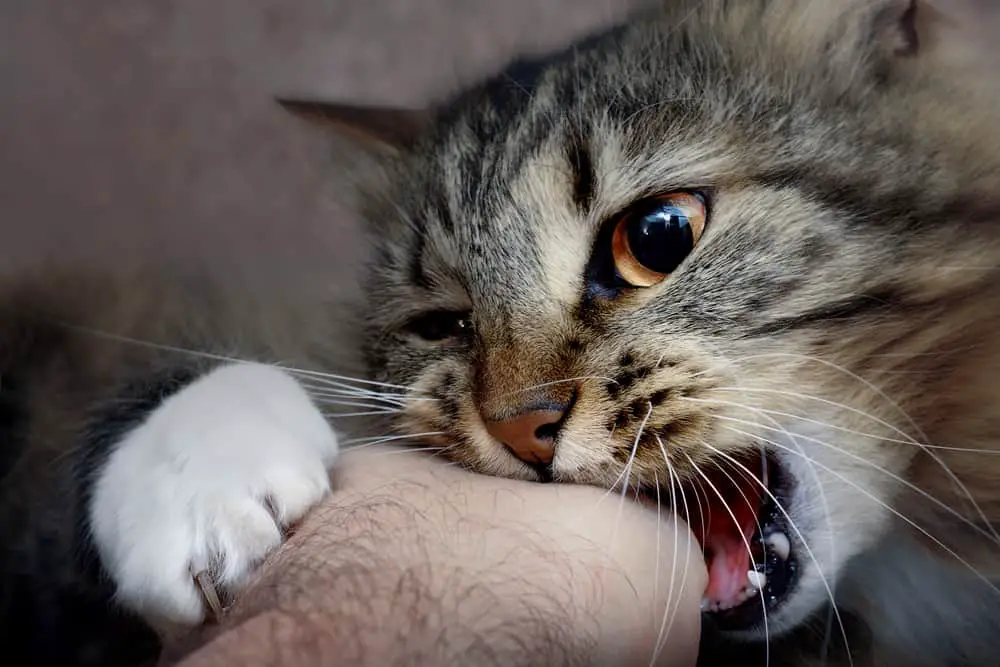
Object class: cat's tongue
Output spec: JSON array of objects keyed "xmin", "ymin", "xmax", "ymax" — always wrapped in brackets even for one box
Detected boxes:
[{"xmin": 689, "ymin": 471, "xmax": 764, "ymax": 612}]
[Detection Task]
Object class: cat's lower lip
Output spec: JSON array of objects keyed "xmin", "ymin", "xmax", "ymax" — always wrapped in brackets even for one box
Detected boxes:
[
  {"xmin": 646, "ymin": 452, "xmax": 798, "ymax": 632},
  {"xmin": 704, "ymin": 454, "xmax": 797, "ymax": 631},
  {"xmin": 703, "ymin": 489, "xmax": 799, "ymax": 632}
]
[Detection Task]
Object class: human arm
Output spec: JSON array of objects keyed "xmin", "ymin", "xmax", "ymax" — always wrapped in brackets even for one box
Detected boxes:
[{"xmin": 166, "ymin": 446, "xmax": 707, "ymax": 667}]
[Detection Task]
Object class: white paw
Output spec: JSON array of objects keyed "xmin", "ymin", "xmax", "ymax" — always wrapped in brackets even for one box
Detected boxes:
[{"xmin": 88, "ymin": 362, "xmax": 339, "ymax": 626}]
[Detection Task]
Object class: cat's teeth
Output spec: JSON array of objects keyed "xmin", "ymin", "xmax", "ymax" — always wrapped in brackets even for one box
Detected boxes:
[
  {"xmin": 766, "ymin": 531, "xmax": 791, "ymax": 561},
  {"xmin": 701, "ymin": 597, "xmax": 712, "ymax": 612},
  {"xmin": 746, "ymin": 570, "xmax": 767, "ymax": 591}
]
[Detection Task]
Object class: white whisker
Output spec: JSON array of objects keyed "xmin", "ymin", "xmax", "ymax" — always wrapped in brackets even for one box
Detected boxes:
[
  {"xmin": 649, "ymin": 435, "xmax": 694, "ymax": 667},
  {"xmin": 311, "ymin": 398, "xmax": 405, "ymax": 411},
  {"xmin": 373, "ymin": 443, "xmax": 461, "ymax": 457},
  {"xmin": 612, "ymin": 402, "xmax": 653, "ymax": 550},
  {"xmin": 341, "ymin": 431, "xmax": 445, "ymax": 449},
  {"xmin": 684, "ymin": 453, "xmax": 772, "ymax": 667},
  {"xmin": 698, "ymin": 442, "xmax": 852, "ymax": 667},
  {"xmin": 702, "ymin": 408, "xmax": 1000, "ymax": 547},
  {"xmin": 683, "ymin": 397, "xmax": 1000, "ymax": 454},
  {"xmin": 325, "ymin": 410, "xmax": 401, "ymax": 418},
  {"xmin": 711, "ymin": 385, "xmax": 1000, "ymax": 546},
  {"xmin": 723, "ymin": 424, "xmax": 1000, "ymax": 601}
]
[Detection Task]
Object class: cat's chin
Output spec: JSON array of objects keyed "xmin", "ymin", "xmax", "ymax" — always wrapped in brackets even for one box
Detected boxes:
[{"xmin": 651, "ymin": 452, "xmax": 799, "ymax": 634}]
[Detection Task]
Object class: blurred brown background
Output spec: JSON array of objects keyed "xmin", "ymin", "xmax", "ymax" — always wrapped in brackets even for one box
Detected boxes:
[
  {"xmin": 1, "ymin": 0, "xmax": 996, "ymax": 301},
  {"xmin": 0, "ymin": 0, "xmax": 636, "ymax": 285}
]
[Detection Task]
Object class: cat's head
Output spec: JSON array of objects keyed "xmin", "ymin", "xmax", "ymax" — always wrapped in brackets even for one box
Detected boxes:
[{"xmin": 297, "ymin": 0, "xmax": 1000, "ymax": 641}]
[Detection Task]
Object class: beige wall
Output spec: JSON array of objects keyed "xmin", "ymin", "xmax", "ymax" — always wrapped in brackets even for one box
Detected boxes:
[
  {"xmin": 1, "ymin": 0, "xmax": 995, "ymax": 285},
  {"xmin": 0, "ymin": 0, "xmax": 634, "ymax": 284}
]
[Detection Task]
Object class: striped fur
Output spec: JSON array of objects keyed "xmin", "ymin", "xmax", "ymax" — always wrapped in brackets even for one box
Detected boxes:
[{"xmin": 358, "ymin": 1, "xmax": 1000, "ymax": 664}]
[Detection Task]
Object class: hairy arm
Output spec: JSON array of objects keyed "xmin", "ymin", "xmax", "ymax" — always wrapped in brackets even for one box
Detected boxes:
[{"xmin": 166, "ymin": 447, "xmax": 707, "ymax": 667}]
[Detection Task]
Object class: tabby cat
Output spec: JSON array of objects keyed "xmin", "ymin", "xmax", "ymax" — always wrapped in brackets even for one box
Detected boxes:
[{"xmin": 2, "ymin": 0, "xmax": 999, "ymax": 666}]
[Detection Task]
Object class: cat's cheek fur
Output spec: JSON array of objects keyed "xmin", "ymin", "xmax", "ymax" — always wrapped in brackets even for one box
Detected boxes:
[{"xmin": 87, "ymin": 362, "xmax": 338, "ymax": 627}]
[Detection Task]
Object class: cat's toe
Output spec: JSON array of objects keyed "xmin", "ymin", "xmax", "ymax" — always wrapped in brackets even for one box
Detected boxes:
[
  {"xmin": 257, "ymin": 464, "xmax": 333, "ymax": 527},
  {"xmin": 196, "ymin": 495, "xmax": 285, "ymax": 591},
  {"xmin": 105, "ymin": 507, "xmax": 219, "ymax": 626},
  {"xmin": 205, "ymin": 469, "xmax": 331, "ymax": 591},
  {"xmin": 105, "ymin": 470, "xmax": 330, "ymax": 628}
]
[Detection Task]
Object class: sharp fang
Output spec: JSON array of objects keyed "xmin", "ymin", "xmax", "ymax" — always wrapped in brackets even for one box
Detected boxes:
[
  {"xmin": 746, "ymin": 570, "xmax": 767, "ymax": 590},
  {"xmin": 766, "ymin": 531, "xmax": 791, "ymax": 561},
  {"xmin": 701, "ymin": 597, "xmax": 712, "ymax": 612}
]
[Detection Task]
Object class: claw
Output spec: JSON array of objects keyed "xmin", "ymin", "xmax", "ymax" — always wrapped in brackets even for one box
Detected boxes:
[{"xmin": 192, "ymin": 567, "xmax": 225, "ymax": 623}]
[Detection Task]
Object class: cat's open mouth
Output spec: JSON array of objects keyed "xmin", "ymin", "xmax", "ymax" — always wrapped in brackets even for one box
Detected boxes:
[{"xmin": 658, "ymin": 451, "xmax": 798, "ymax": 631}]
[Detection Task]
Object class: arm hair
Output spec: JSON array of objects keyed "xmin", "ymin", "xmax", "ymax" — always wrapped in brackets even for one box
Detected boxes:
[{"xmin": 166, "ymin": 484, "xmax": 609, "ymax": 667}]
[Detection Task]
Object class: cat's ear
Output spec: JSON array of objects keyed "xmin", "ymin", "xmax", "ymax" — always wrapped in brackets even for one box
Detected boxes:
[
  {"xmin": 871, "ymin": 0, "xmax": 921, "ymax": 58},
  {"xmin": 864, "ymin": 0, "xmax": 1000, "ymax": 77},
  {"xmin": 276, "ymin": 97, "xmax": 434, "ymax": 156}
]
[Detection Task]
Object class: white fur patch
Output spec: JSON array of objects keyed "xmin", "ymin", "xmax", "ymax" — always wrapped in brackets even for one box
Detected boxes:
[{"xmin": 88, "ymin": 362, "xmax": 338, "ymax": 626}]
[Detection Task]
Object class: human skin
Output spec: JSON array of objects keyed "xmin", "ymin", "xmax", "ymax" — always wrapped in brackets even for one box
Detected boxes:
[{"xmin": 163, "ymin": 446, "xmax": 708, "ymax": 667}]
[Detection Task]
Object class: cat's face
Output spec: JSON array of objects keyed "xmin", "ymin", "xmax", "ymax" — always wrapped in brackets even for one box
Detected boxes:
[{"xmin": 355, "ymin": 0, "xmax": 1000, "ymax": 641}]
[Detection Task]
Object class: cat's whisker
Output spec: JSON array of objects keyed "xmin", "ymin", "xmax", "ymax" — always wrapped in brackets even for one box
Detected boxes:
[
  {"xmin": 62, "ymin": 324, "xmax": 267, "ymax": 365},
  {"xmin": 649, "ymin": 435, "xmax": 695, "ymax": 667},
  {"xmin": 684, "ymin": 396, "xmax": 841, "ymax": 554},
  {"xmin": 291, "ymin": 372, "xmax": 436, "ymax": 401},
  {"xmin": 679, "ymin": 347, "xmax": 845, "ymax": 601},
  {"xmin": 698, "ymin": 405, "xmax": 1000, "ymax": 547},
  {"xmin": 725, "ymin": 352, "xmax": 923, "ymax": 427},
  {"xmin": 309, "ymin": 394, "xmax": 406, "ymax": 408},
  {"xmin": 651, "ymin": 470, "xmax": 664, "ymax": 661},
  {"xmin": 61, "ymin": 323, "xmax": 441, "ymax": 417},
  {"xmin": 866, "ymin": 345, "xmax": 983, "ymax": 359},
  {"xmin": 340, "ymin": 431, "xmax": 446, "ymax": 449},
  {"xmin": 310, "ymin": 397, "xmax": 405, "ymax": 411},
  {"xmin": 727, "ymin": 351, "xmax": 998, "ymax": 531},
  {"xmin": 712, "ymin": 387, "xmax": 915, "ymax": 437},
  {"xmin": 301, "ymin": 384, "xmax": 415, "ymax": 401},
  {"xmin": 372, "ymin": 443, "xmax": 461, "ymax": 457},
  {"xmin": 296, "ymin": 380, "xmax": 431, "ymax": 405},
  {"xmin": 341, "ymin": 430, "xmax": 440, "ymax": 443},
  {"xmin": 317, "ymin": 402, "xmax": 406, "ymax": 414},
  {"xmin": 304, "ymin": 385, "xmax": 404, "ymax": 398},
  {"xmin": 683, "ymin": 396, "xmax": 1000, "ymax": 454},
  {"xmin": 683, "ymin": 453, "xmax": 773, "ymax": 666},
  {"xmin": 325, "ymin": 410, "xmax": 401, "ymax": 418},
  {"xmin": 697, "ymin": 442, "xmax": 852, "ymax": 667},
  {"xmin": 611, "ymin": 403, "xmax": 653, "ymax": 550},
  {"xmin": 282, "ymin": 366, "xmax": 428, "ymax": 393},
  {"xmin": 588, "ymin": 426, "xmax": 644, "ymax": 511},
  {"xmin": 710, "ymin": 385, "xmax": 1000, "ymax": 546},
  {"xmin": 710, "ymin": 456, "xmax": 780, "ymax": 667},
  {"xmin": 61, "ymin": 323, "xmax": 420, "ymax": 396},
  {"xmin": 722, "ymin": 424, "xmax": 1000, "ymax": 601}
]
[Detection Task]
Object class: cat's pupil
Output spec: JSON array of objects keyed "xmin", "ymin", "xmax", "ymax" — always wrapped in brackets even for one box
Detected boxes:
[
  {"xmin": 404, "ymin": 310, "xmax": 471, "ymax": 341},
  {"xmin": 625, "ymin": 202, "xmax": 695, "ymax": 275}
]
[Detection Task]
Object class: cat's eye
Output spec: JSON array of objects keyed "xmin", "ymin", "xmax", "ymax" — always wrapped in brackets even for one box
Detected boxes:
[
  {"xmin": 404, "ymin": 310, "xmax": 473, "ymax": 341},
  {"xmin": 610, "ymin": 191, "xmax": 707, "ymax": 287}
]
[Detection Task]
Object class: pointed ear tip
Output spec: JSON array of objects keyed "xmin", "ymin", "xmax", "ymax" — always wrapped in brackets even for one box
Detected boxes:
[
  {"xmin": 271, "ymin": 95, "xmax": 434, "ymax": 153},
  {"xmin": 897, "ymin": 0, "xmax": 921, "ymax": 56},
  {"xmin": 273, "ymin": 96, "xmax": 325, "ymax": 115}
]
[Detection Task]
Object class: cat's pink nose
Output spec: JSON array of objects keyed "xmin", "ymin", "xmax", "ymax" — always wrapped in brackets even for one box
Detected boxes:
[{"xmin": 485, "ymin": 407, "xmax": 569, "ymax": 466}]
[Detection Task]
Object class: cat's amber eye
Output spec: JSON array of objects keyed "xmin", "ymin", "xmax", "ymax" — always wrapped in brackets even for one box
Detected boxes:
[{"xmin": 610, "ymin": 192, "xmax": 707, "ymax": 287}]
